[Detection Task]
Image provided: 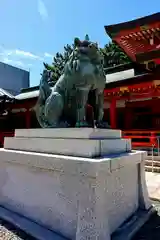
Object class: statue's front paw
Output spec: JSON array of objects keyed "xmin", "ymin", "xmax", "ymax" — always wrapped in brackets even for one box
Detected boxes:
[
  {"xmin": 96, "ymin": 121, "xmax": 111, "ymax": 129},
  {"xmin": 59, "ymin": 121, "xmax": 70, "ymax": 128},
  {"xmin": 75, "ymin": 121, "xmax": 89, "ymax": 128}
]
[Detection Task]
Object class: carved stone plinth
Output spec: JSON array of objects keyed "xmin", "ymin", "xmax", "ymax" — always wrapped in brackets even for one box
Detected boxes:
[
  {"xmin": 0, "ymin": 128, "xmax": 154, "ymax": 240},
  {"xmin": 4, "ymin": 128, "xmax": 130, "ymax": 157}
]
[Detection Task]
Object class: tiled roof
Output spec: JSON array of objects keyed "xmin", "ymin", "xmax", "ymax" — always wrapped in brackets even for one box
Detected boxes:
[
  {"xmin": 0, "ymin": 88, "xmax": 14, "ymax": 99},
  {"xmin": 105, "ymin": 12, "xmax": 160, "ymax": 38},
  {"xmin": 15, "ymin": 89, "xmax": 40, "ymax": 100}
]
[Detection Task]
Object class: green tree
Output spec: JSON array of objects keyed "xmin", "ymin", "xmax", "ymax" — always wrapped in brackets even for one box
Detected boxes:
[
  {"xmin": 43, "ymin": 41, "xmax": 131, "ymax": 84},
  {"xmin": 43, "ymin": 44, "xmax": 74, "ymax": 84},
  {"xmin": 100, "ymin": 42, "xmax": 131, "ymax": 68}
]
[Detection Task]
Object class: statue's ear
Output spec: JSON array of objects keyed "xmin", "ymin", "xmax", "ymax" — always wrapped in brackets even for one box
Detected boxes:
[
  {"xmin": 74, "ymin": 37, "xmax": 81, "ymax": 47},
  {"xmin": 85, "ymin": 34, "xmax": 90, "ymax": 41}
]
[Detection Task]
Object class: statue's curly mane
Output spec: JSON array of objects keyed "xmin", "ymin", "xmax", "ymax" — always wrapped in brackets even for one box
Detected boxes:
[{"xmin": 64, "ymin": 39, "xmax": 103, "ymax": 76}]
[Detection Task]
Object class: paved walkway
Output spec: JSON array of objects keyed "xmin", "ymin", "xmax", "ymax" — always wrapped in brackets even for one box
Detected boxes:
[{"xmin": 146, "ymin": 172, "xmax": 160, "ymax": 200}]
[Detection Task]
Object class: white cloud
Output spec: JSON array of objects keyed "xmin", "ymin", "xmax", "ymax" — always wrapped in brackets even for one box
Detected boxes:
[
  {"xmin": 6, "ymin": 49, "xmax": 42, "ymax": 60},
  {"xmin": 44, "ymin": 52, "xmax": 53, "ymax": 58},
  {"xmin": 28, "ymin": 63, "xmax": 33, "ymax": 67},
  {"xmin": 0, "ymin": 46, "xmax": 47, "ymax": 71},
  {"xmin": 1, "ymin": 57, "xmax": 33, "ymax": 71},
  {"xmin": 2, "ymin": 57, "xmax": 24, "ymax": 67},
  {"xmin": 38, "ymin": 0, "xmax": 48, "ymax": 21},
  {"xmin": 0, "ymin": 44, "xmax": 44, "ymax": 62},
  {"xmin": 15, "ymin": 49, "xmax": 42, "ymax": 60}
]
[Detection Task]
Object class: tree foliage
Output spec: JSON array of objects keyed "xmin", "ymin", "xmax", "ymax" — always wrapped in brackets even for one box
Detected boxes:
[
  {"xmin": 44, "ymin": 44, "xmax": 74, "ymax": 84},
  {"xmin": 43, "ymin": 41, "xmax": 131, "ymax": 83},
  {"xmin": 100, "ymin": 42, "xmax": 131, "ymax": 68}
]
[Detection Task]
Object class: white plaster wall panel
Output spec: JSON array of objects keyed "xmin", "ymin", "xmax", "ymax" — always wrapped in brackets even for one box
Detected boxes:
[
  {"xmin": 104, "ymin": 101, "xmax": 110, "ymax": 109},
  {"xmin": 104, "ymin": 100, "xmax": 125, "ymax": 109},
  {"xmin": 105, "ymin": 69, "xmax": 135, "ymax": 84},
  {"xmin": 116, "ymin": 100, "xmax": 125, "ymax": 108}
]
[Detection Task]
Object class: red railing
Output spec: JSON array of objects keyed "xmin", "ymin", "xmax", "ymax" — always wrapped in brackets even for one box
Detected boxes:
[{"xmin": 122, "ymin": 130, "xmax": 159, "ymax": 148}]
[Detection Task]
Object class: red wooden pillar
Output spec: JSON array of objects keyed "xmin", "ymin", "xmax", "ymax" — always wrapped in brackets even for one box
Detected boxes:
[
  {"xmin": 26, "ymin": 108, "xmax": 31, "ymax": 129},
  {"xmin": 110, "ymin": 98, "xmax": 116, "ymax": 129}
]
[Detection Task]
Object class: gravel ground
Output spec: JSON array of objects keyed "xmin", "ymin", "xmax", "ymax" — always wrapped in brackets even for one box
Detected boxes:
[
  {"xmin": 0, "ymin": 201, "xmax": 160, "ymax": 240},
  {"xmin": 0, "ymin": 219, "xmax": 36, "ymax": 240}
]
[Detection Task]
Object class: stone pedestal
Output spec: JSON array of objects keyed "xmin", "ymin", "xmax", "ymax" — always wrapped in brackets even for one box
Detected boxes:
[{"xmin": 0, "ymin": 128, "xmax": 154, "ymax": 240}]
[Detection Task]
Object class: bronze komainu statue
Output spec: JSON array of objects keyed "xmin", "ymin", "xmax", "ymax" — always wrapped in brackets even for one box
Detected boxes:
[{"xmin": 35, "ymin": 36, "xmax": 109, "ymax": 128}]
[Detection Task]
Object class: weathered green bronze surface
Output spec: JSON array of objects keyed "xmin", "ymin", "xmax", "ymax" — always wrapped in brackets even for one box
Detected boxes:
[{"xmin": 35, "ymin": 35, "xmax": 109, "ymax": 128}]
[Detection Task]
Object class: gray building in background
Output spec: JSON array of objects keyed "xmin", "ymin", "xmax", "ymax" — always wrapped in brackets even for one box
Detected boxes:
[{"xmin": 0, "ymin": 62, "xmax": 30, "ymax": 95}]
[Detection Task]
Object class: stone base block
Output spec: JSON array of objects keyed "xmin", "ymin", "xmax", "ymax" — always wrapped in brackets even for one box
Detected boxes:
[
  {"xmin": 4, "ymin": 137, "xmax": 131, "ymax": 157},
  {"xmin": 0, "ymin": 205, "xmax": 155, "ymax": 240},
  {"xmin": 15, "ymin": 128, "xmax": 122, "ymax": 139},
  {"xmin": 0, "ymin": 147, "xmax": 152, "ymax": 240},
  {"xmin": 0, "ymin": 206, "xmax": 65, "ymax": 240},
  {"xmin": 4, "ymin": 128, "xmax": 131, "ymax": 157}
]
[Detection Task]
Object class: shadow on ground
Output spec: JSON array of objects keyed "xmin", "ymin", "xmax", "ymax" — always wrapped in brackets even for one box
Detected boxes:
[{"xmin": 133, "ymin": 201, "xmax": 160, "ymax": 240}]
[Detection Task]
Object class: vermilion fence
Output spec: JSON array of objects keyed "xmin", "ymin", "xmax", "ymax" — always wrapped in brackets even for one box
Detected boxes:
[
  {"xmin": 122, "ymin": 130, "xmax": 160, "ymax": 173},
  {"xmin": 122, "ymin": 130, "xmax": 160, "ymax": 148}
]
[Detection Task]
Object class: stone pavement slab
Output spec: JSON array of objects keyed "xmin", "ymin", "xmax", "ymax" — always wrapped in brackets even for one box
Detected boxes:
[{"xmin": 146, "ymin": 172, "xmax": 160, "ymax": 200}]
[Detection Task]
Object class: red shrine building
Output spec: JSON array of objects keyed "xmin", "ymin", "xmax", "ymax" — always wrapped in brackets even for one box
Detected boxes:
[
  {"xmin": 0, "ymin": 12, "xmax": 160, "ymax": 148},
  {"xmin": 104, "ymin": 12, "xmax": 160, "ymax": 130}
]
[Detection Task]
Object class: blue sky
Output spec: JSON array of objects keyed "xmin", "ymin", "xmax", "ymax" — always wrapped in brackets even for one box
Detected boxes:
[{"xmin": 0, "ymin": 0, "xmax": 159, "ymax": 87}]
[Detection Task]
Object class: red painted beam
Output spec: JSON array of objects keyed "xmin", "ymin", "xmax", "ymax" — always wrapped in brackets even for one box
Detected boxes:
[
  {"xmin": 105, "ymin": 88, "xmax": 160, "ymax": 101},
  {"xmin": 104, "ymin": 81, "xmax": 155, "ymax": 96},
  {"xmin": 110, "ymin": 99, "xmax": 116, "ymax": 129}
]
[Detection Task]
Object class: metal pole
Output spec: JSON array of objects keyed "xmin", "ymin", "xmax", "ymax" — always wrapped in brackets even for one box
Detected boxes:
[
  {"xmin": 152, "ymin": 144, "xmax": 154, "ymax": 173},
  {"xmin": 158, "ymin": 137, "xmax": 160, "ymax": 156}
]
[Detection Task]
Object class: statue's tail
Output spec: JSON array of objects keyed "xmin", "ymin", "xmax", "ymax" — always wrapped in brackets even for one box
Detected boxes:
[{"xmin": 35, "ymin": 71, "xmax": 52, "ymax": 128}]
